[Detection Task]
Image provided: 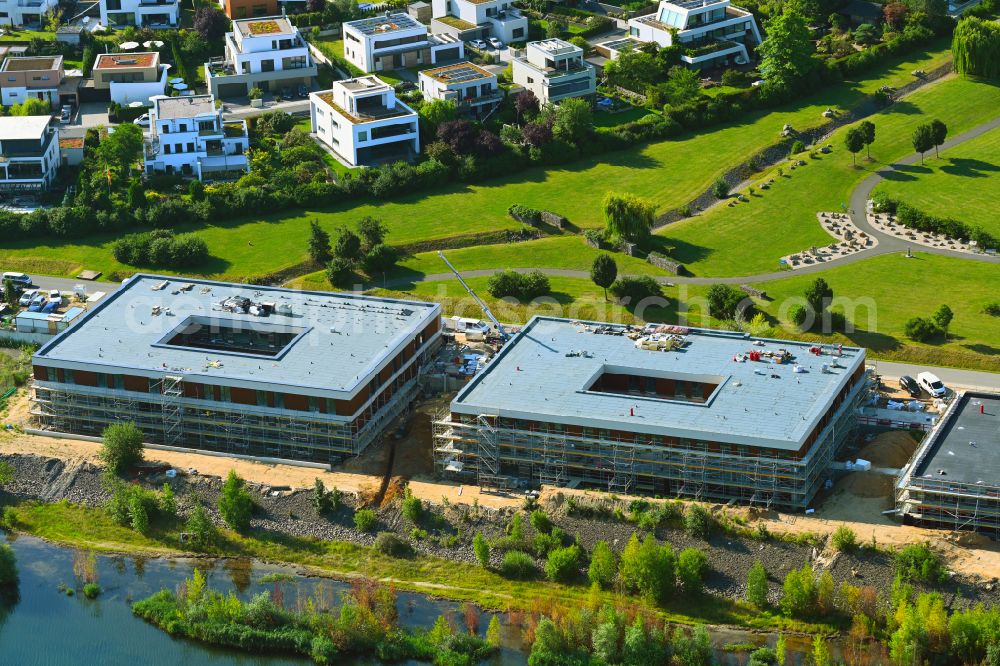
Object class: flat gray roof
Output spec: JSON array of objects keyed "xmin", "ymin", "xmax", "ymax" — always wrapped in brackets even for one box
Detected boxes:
[
  {"xmin": 155, "ymin": 95, "xmax": 216, "ymax": 120},
  {"xmin": 452, "ymin": 317, "xmax": 865, "ymax": 451},
  {"xmin": 35, "ymin": 275, "xmax": 439, "ymax": 397},
  {"xmin": 915, "ymin": 393, "xmax": 1000, "ymax": 486}
]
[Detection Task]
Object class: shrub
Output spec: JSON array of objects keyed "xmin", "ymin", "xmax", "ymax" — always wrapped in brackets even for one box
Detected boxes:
[
  {"xmin": 790, "ymin": 140, "xmax": 806, "ymax": 155},
  {"xmin": 326, "ymin": 257, "xmax": 355, "ymax": 288},
  {"xmin": 354, "ymin": 509, "xmax": 377, "ymax": 532},
  {"xmin": 508, "ymin": 204, "xmax": 542, "ymax": 224},
  {"xmin": 706, "ymin": 284, "xmax": 754, "ymax": 321},
  {"xmin": 984, "ymin": 302, "xmax": 1000, "ymax": 316},
  {"xmin": 831, "ymin": 525, "xmax": 857, "ymax": 552},
  {"xmin": 529, "ymin": 509, "xmax": 552, "ymax": 534},
  {"xmin": 684, "ymin": 504, "xmax": 712, "ymax": 538},
  {"xmin": 746, "ymin": 560, "xmax": 768, "ymax": 608},
  {"xmin": 620, "ymin": 533, "xmax": 675, "ymax": 602},
  {"xmin": 609, "ymin": 275, "xmax": 663, "ymax": 304},
  {"xmin": 545, "ymin": 544, "xmax": 581, "ymax": 582},
  {"xmin": 111, "ymin": 230, "xmax": 209, "ymax": 268},
  {"xmin": 781, "ymin": 563, "xmax": 817, "ymax": 618},
  {"xmin": 712, "ymin": 177, "xmax": 730, "ymax": 199},
  {"xmin": 374, "ymin": 532, "xmax": 412, "ymax": 557},
  {"xmin": 904, "ymin": 316, "xmax": 942, "ymax": 342},
  {"xmin": 500, "ymin": 550, "xmax": 537, "ymax": 579},
  {"xmin": 473, "ymin": 532, "xmax": 490, "ymax": 567},
  {"xmin": 159, "ymin": 483, "xmax": 177, "ymax": 519},
  {"xmin": 83, "ymin": 583, "xmax": 102, "ymax": 599},
  {"xmin": 0, "ymin": 543, "xmax": 17, "ymax": 587},
  {"xmin": 588, "ymin": 540, "xmax": 617, "ymax": 589},
  {"xmin": 186, "ymin": 502, "xmax": 217, "ymax": 547},
  {"xmin": 401, "ymin": 488, "xmax": 423, "ymax": 525},
  {"xmin": 100, "ymin": 422, "xmax": 144, "ymax": 476},
  {"xmin": 218, "ymin": 470, "xmax": 255, "ymax": 533},
  {"xmin": 486, "ymin": 269, "xmax": 551, "ymax": 300},
  {"xmin": 789, "ymin": 304, "xmax": 809, "ymax": 329},
  {"xmin": 677, "ymin": 547, "xmax": 708, "ymax": 595},
  {"xmin": 895, "ymin": 543, "xmax": 945, "ymax": 583}
]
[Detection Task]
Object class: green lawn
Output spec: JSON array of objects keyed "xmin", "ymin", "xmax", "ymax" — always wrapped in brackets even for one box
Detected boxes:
[
  {"xmin": 874, "ymin": 126, "xmax": 1000, "ymax": 240},
  {"xmin": 311, "ymin": 37, "xmax": 407, "ymax": 85},
  {"xmin": 0, "ymin": 29, "xmax": 54, "ymax": 42},
  {"xmin": 661, "ymin": 75, "xmax": 1000, "ymax": 277},
  {"xmin": 0, "ymin": 41, "xmax": 960, "ymax": 283}
]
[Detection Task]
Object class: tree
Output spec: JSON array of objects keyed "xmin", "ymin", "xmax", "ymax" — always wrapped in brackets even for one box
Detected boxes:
[
  {"xmin": 684, "ymin": 503, "xmax": 712, "ymax": 538},
  {"xmin": 95, "ymin": 122, "xmax": 144, "ymax": 183},
  {"xmin": 186, "ymin": 501, "xmax": 217, "ymax": 546},
  {"xmin": 552, "ymin": 98, "xmax": 593, "ymax": 145},
  {"xmin": 590, "ymin": 253, "xmax": 618, "ymax": 300},
  {"xmin": 813, "ymin": 636, "xmax": 831, "ymax": 666},
  {"xmin": 929, "ymin": 119, "xmax": 947, "ymax": 157},
  {"xmin": 747, "ymin": 560, "xmax": 769, "ymax": 607},
  {"xmin": 883, "ymin": 2, "xmax": 908, "ymax": 27},
  {"xmin": 545, "ymin": 18, "xmax": 566, "ymax": 38},
  {"xmin": 473, "ymin": 532, "xmax": 490, "ymax": 567},
  {"xmin": 706, "ymin": 284, "xmax": 751, "ymax": 321},
  {"xmin": 193, "ymin": 6, "xmax": 228, "ymax": 41},
  {"xmin": 620, "ymin": 533, "xmax": 675, "ymax": 602},
  {"xmin": 757, "ymin": 11, "xmax": 817, "ymax": 91},
  {"xmin": 603, "ymin": 192, "xmax": 656, "ymax": 244},
  {"xmin": 804, "ymin": 277, "xmax": 833, "ymax": 317},
  {"xmin": 308, "ymin": 220, "xmax": 332, "ymax": 265},
  {"xmin": 712, "ymin": 177, "xmax": 729, "ymax": 199},
  {"xmin": 361, "ymin": 244, "xmax": 398, "ymax": 275},
  {"xmin": 781, "ymin": 563, "xmax": 817, "ymax": 618},
  {"xmin": 845, "ymin": 125, "xmax": 865, "ymax": 166},
  {"xmin": 860, "ymin": 120, "xmax": 876, "ymax": 159},
  {"xmin": 676, "ymin": 547, "xmax": 708, "ymax": 595},
  {"xmin": 486, "ymin": 615, "xmax": 502, "ymax": 648},
  {"xmin": 333, "ymin": 227, "xmax": 362, "ymax": 262},
  {"xmin": 357, "ymin": 216, "xmax": 387, "ymax": 251},
  {"xmin": 953, "ymin": 17, "xmax": 1000, "ymax": 81},
  {"xmin": 664, "ymin": 65, "xmax": 700, "ymax": 106},
  {"xmin": 127, "ymin": 180, "xmax": 146, "ymax": 210},
  {"xmin": 912, "ymin": 123, "xmax": 934, "ymax": 164},
  {"xmin": 831, "ymin": 525, "xmax": 857, "ymax": 552},
  {"xmin": 932, "ymin": 304, "xmax": 953, "ymax": 336},
  {"xmin": 417, "ymin": 99, "xmax": 457, "ymax": 136},
  {"xmin": 514, "ymin": 89, "xmax": 539, "ymax": 122},
  {"xmin": 313, "ymin": 478, "xmax": 333, "ymax": 514},
  {"xmin": 9, "ymin": 97, "xmax": 50, "ymax": 115},
  {"xmin": 218, "ymin": 470, "xmax": 254, "ymax": 532},
  {"xmin": 129, "ymin": 493, "xmax": 149, "ymax": 533},
  {"xmin": 159, "ymin": 483, "xmax": 177, "ymax": 518},
  {"xmin": 545, "ymin": 544, "xmax": 581, "ymax": 582},
  {"xmin": 853, "ymin": 23, "xmax": 878, "ymax": 45},
  {"xmin": 904, "ymin": 316, "xmax": 942, "ymax": 342},
  {"xmin": 521, "ymin": 122, "xmax": 552, "ymax": 147},
  {"xmin": 326, "ymin": 257, "xmax": 354, "ymax": 288},
  {"xmin": 306, "ymin": 0, "xmax": 326, "ymax": 12},
  {"xmin": 3, "ymin": 279, "xmax": 17, "ymax": 308},
  {"xmin": 588, "ymin": 540, "xmax": 617, "ymax": 588},
  {"xmin": 437, "ymin": 119, "xmax": 478, "ymax": 155},
  {"xmin": 100, "ymin": 422, "xmax": 144, "ymax": 476}
]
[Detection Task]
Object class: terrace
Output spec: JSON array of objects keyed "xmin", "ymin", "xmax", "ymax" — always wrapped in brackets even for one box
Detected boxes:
[
  {"xmin": 315, "ymin": 91, "xmax": 412, "ymax": 124},
  {"xmin": 435, "ymin": 14, "xmax": 477, "ymax": 30}
]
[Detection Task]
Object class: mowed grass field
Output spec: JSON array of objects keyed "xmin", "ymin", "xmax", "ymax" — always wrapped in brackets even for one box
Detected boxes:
[
  {"xmin": 0, "ymin": 41, "xmax": 954, "ymax": 281},
  {"xmin": 661, "ymin": 75, "xmax": 1000, "ymax": 277},
  {"xmin": 874, "ymin": 126, "xmax": 1000, "ymax": 239}
]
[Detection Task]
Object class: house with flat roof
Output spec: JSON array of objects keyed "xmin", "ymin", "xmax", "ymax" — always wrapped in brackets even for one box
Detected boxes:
[
  {"xmin": 342, "ymin": 12, "xmax": 463, "ymax": 73},
  {"xmin": 0, "ymin": 115, "xmax": 60, "ymax": 191},
  {"xmin": 143, "ymin": 94, "xmax": 249, "ymax": 181},
  {"xmin": 430, "ymin": 0, "xmax": 527, "ymax": 44},
  {"xmin": 99, "ymin": 0, "xmax": 179, "ymax": 28},
  {"xmin": 511, "ymin": 39, "xmax": 596, "ymax": 104},
  {"xmin": 433, "ymin": 317, "xmax": 869, "ymax": 508},
  {"xmin": 418, "ymin": 61, "xmax": 501, "ymax": 117},
  {"xmin": 93, "ymin": 52, "xmax": 168, "ymax": 105},
  {"xmin": 0, "ymin": 0, "xmax": 58, "ymax": 28},
  {"xmin": 0, "ymin": 55, "xmax": 66, "ymax": 107},
  {"xmin": 310, "ymin": 76, "xmax": 419, "ymax": 167},
  {"xmin": 221, "ymin": 0, "xmax": 304, "ymax": 19},
  {"xmin": 628, "ymin": 0, "xmax": 761, "ymax": 70},
  {"xmin": 206, "ymin": 16, "xmax": 317, "ymax": 100},
  {"xmin": 31, "ymin": 274, "xmax": 442, "ymax": 464}
]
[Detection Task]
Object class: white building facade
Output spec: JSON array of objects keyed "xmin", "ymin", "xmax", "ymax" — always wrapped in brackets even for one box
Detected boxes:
[
  {"xmin": 143, "ymin": 95, "xmax": 249, "ymax": 180},
  {"xmin": 93, "ymin": 52, "xmax": 169, "ymax": 106},
  {"xmin": 418, "ymin": 61, "xmax": 501, "ymax": 117},
  {"xmin": 207, "ymin": 16, "xmax": 317, "ymax": 99},
  {"xmin": 429, "ymin": 0, "xmax": 527, "ymax": 44},
  {"xmin": 511, "ymin": 39, "xmax": 596, "ymax": 104},
  {"xmin": 310, "ymin": 76, "xmax": 419, "ymax": 168},
  {"xmin": 342, "ymin": 13, "xmax": 463, "ymax": 73},
  {"xmin": 0, "ymin": 116, "xmax": 60, "ymax": 191},
  {"xmin": 628, "ymin": 0, "xmax": 761, "ymax": 69},
  {"xmin": 99, "ymin": 0, "xmax": 179, "ymax": 28},
  {"xmin": 0, "ymin": 0, "xmax": 59, "ymax": 28}
]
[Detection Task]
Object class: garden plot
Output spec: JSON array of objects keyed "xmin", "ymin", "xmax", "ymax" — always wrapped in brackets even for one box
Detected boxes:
[{"xmin": 779, "ymin": 212, "xmax": 879, "ymax": 270}]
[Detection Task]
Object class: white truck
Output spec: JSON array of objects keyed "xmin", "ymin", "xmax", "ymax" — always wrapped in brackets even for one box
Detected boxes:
[{"xmin": 444, "ymin": 316, "xmax": 492, "ymax": 339}]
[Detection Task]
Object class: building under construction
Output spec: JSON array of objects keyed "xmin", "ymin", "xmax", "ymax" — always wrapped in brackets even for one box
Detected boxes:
[
  {"xmin": 895, "ymin": 392, "xmax": 1000, "ymax": 536},
  {"xmin": 434, "ymin": 317, "xmax": 870, "ymax": 509},
  {"xmin": 31, "ymin": 274, "xmax": 441, "ymax": 464}
]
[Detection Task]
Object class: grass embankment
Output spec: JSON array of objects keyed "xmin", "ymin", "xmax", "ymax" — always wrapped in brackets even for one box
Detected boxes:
[
  {"xmin": 874, "ymin": 126, "xmax": 1000, "ymax": 240},
  {"xmin": 3, "ymin": 501, "xmax": 831, "ymax": 635},
  {"xmin": 662, "ymin": 75, "xmax": 1000, "ymax": 278},
  {"xmin": 0, "ymin": 42, "xmax": 955, "ymax": 281}
]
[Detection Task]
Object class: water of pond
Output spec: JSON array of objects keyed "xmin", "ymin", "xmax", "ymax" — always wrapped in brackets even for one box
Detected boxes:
[{"xmin": 0, "ymin": 533, "xmax": 875, "ymax": 665}]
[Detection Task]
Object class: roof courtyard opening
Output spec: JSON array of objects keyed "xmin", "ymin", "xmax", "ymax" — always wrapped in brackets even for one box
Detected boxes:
[{"xmin": 157, "ymin": 316, "xmax": 308, "ymax": 358}]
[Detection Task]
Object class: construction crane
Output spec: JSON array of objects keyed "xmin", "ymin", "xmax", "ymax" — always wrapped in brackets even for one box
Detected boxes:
[{"xmin": 437, "ymin": 251, "xmax": 510, "ymax": 342}]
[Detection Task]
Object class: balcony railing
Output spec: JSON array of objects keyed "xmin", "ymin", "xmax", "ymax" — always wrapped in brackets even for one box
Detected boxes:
[
  {"xmin": 458, "ymin": 91, "xmax": 503, "ymax": 106},
  {"xmin": 684, "ymin": 37, "xmax": 740, "ymax": 58},
  {"xmin": 17, "ymin": 0, "xmax": 45, "ymax": 7}
]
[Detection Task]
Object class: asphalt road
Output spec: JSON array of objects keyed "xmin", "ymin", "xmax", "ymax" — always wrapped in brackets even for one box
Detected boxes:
[
  {"xmin": 17, "ymin": 274, "xmax": 120, "ymax": 296},
  {"xmin": 871, "ymin": 361, "xmax": 1000, "ymax": 392}
]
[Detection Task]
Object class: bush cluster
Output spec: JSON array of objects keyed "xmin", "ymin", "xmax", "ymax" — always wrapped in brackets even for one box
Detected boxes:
[
  {"xmin": 111, "ymin": 229, "xmax": 209, "ymax": 268},
  {"xmin": 486, "ymin": 269, "xmax": 551, "ymax": 300},
  {"xmin": 872, "ymin": 195, "xmax": 998, "ymax": 249}
]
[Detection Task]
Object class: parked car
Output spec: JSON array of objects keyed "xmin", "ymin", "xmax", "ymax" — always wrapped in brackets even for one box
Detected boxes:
[
  {"xmin": 133, "ymin": 114, "xmax": 150, "ymax": 128},
  {"xmin": 488, "ymin": 37, "xmax": 503, "ymax": 49},
  {"xmin": 47, "ymin": 289, "xmax": 62, "ymax": 306},
  {"xmin": 2, "ymin": 271, "xmax": 31, "ymax": 286},
  {"xmin": 41, "ymin": 300, "xmax": 58, "ymax": 313},
  {"xmin": 18, "ymin": 289, "xmax": 37, "ymax": 306},
  {"xmin": 59, "ymin": 105, "xmax": 72, "ymax": 123},
  {"xmin": 27, "ymin": 294, "xmax": 45, "ymax": 312},
  {"xmin": 917, "ymin": 371, "xmax": 947, "ymax": 398},
  {"xmin": 468, "ymin": 39, "xmax": 488, "ymax": 50},
  {"xmin": 297, "ymin": 83, "xmax": 309, "ymax": 98},
  {"xmin": 898, "ymin": 375, "xmax": 921, "ymax": 398}
]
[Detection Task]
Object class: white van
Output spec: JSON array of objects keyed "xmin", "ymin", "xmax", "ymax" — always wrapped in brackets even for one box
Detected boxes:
[
  {"xmin": 917, "ymin": 371, "xmax": 947, "ymax": 398},
  {"xmin": 2, "ymin": 272, "xmax": 31, "ymax": 286},
  {"xmin": 445, "ymin": 316, "xmax": 492, "ymax": 336}
]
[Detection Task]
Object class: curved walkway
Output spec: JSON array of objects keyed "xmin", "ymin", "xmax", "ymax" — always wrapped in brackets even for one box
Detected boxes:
[{"xmin": 378, "ymin": 114, "xmax": 1000, "ymax": 291}]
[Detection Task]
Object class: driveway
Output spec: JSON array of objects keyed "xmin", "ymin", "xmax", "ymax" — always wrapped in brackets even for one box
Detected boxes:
[{"xmin": 76, "ymin": 101, "xmax": 110, "ymax": 128}]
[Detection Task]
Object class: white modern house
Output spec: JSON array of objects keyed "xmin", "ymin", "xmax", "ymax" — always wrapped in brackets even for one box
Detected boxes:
[
  {"xmin": 511, "ymin": 39, "xmax": 596, "ymax": 104},
  {"xmin": 143, "ymin": 94, "xmax": 249, "ymax": 180},
  {"xmin": 429, "ymin": 0, "xmax": 527, "ymax": 44},
  {"xmin": 628, "ymin": 0, "xmax": 761, "ymax": 69},
  {"xmin": 310, "ymin": 76, "xmax": 419, "ymax": 167},
  {"xmin": 0, "ymin": 115, "xmax": 60, "ymax": 191},
  {"xmin": 0, "ymin": 55, "xmax": 64, "ymax": 107},
  {"xmin": 93, "ymin": 52, "xmax": 168, "ymax": 105},
  {"xmin": 206, "ymin": 16, "xmax": 317, "ymax": 99},
  {"xmin": 99, "ymin": 0, "xmax": 179, "ymax": 28},
  {"xmin": 418, "ymin": 61, "xmax": 501, "ymax": 117},
  {"xmin": 342, "ymin": 12, "xmax": 463, "ymax": 73},
  {"xmin": 0, "ymin": 0, "xmax": 59, "ymax": 28}
]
